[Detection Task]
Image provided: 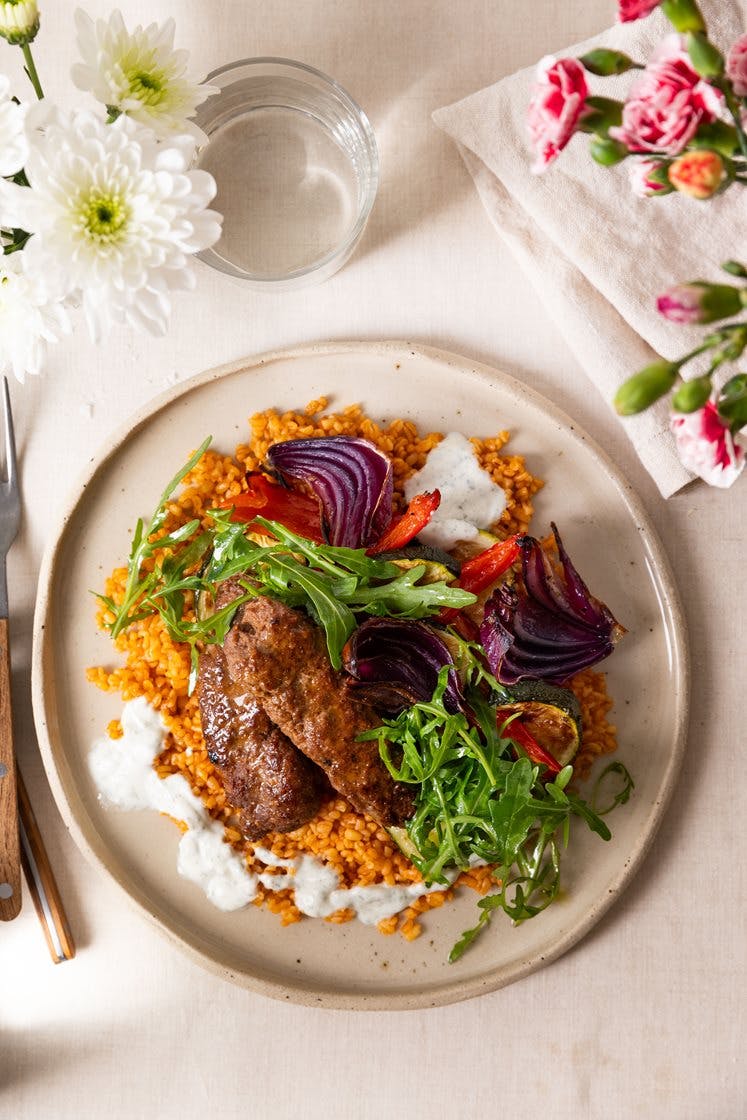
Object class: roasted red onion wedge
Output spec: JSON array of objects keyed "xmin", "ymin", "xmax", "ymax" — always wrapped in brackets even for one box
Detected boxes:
[
  {"xmin": 479, "ymin": 523, "xmax": 626, "ymax": 685},
  {"xmin": 342, "ymin": 617, "xmax": 465, "ymax": 715},
  {"xmin": 266, "ymin": 436, "xmax": 394, "ymax": 548}
]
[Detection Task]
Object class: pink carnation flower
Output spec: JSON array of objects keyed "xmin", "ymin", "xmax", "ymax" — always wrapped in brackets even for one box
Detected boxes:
[
  {"xmin": 610, "ymin": 34, "xmax": 722, "ymax": 155},
  {"xmin": 726, "ymin": 33, "xmax": 747, "ymax": 97},
  {"xmin": 671, "ymin": 400, "xmax": 745, "ymax": 488},
  {"xmin": 628, "ymin": 157, "xmax": 669, "ymax": 196},
  {"xmin": 527, "ymin": 56, "xmax": 588, "ymax": 173},
  {"xmin": 618, "ymin": 0, "xmax": 661, "ymax": 22}
]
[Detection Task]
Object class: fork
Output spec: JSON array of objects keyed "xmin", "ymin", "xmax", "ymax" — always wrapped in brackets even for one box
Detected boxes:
[{"xmin": 0, "ymin": 376, "xmax": 21, "ymax": 920}]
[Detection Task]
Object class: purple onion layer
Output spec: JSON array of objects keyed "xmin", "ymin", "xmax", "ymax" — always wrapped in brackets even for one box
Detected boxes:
[
  {"xmin": 342, "ymin": 618, "xmax": 465, "ymax": 715},
  {"xmin": 266, "ymin": 436, "xmax": 394, "ymax": 548},
  {"xmin": 479, "ymin": 523, "xmax": 626, "ymax": 685}
]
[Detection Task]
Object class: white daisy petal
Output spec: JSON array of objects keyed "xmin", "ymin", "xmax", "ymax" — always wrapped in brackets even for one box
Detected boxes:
[
  {"xmin": 0, "ymin": 253, "xmax": 70, "ymax": 383},
  {"xmin": 73, "ymin": 7, "xmax": 217, "ymax": 138},
  {"xmin": 0, "ymin": 76, "xmax": 29, "ymax": 177},
  {"xmin": 13, "ymin": 109, "xmax": 221, "ymax": 340}
]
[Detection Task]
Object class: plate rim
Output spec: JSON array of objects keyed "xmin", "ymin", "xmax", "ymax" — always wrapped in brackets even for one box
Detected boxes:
[{"xmin": 31, "ymin": 340, "xmax": 690, "ymax": 1010}]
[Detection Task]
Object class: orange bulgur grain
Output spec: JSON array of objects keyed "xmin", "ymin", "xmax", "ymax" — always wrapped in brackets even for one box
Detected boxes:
[{"xmin": 87, "ymin": 399, "xmax": 618, "ymax": 940}]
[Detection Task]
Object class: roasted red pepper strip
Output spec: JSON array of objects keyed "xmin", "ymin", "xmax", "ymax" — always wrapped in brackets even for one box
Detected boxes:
[
  {"xmin": 224, "ymin": 474, "xmax": 324, "ymax": 542},
  {"xmin": 460, "ymin": 534, "xmax": 521, "ymax": 594},
  {"xmin": 366, "ymin": 490, "xmax": 441, "ymax": 555},
  {"xmin": 499, "ymin": 715, "xmax": 562, "ymax": 776},
  {"xmin": 439, "ymin": 534, "xmax": 521, "ymax": 624}
]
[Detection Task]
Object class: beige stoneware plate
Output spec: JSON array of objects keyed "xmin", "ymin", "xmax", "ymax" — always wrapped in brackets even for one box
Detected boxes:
[{"xmin": 32, "ymin": 342, "xmax": 688, "ymax": 1009}]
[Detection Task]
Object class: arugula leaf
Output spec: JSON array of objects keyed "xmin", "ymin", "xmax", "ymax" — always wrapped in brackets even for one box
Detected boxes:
[
  {"xmin": 369, "ymin": 645, "xmax": 627, "ymax": 961},
  {"xmin": 591, "ymin": 760, "xmax": 635, "ymax": 816},
  {"xmin": 103, "ymin": 436, "xmax": 213, "ymax": 639}
]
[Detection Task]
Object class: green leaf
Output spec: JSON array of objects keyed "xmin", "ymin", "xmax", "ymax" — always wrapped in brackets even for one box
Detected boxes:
[
  {"xmin": 487, "ymin": 758, "xmax": 537, "ymax": 866},
  {"xmin": 721, "ymin": 260, "xmax": 747, "ymax": 279},
  {"xmin": 592, "ymin": 761, "xmax": 635, "ymax": 816},
  {"xmin": 449, "ymin": 906, "xmax": 493, "ymax": 963},
  {"xmin": 565, "ymin": 794, "xmax": 611, "ymax": 840},
  {"xmin": 686, "ymin": 31, "xmax": 723, "ymax": 79},
  {"xmin": 580, "ymin": 96, "xmax": 624, "ymax": 138},
  {"xmin": 107, "ymin": 437, "xmax": 212, "ymax": 639},
  {"xmin": 690, "ymin": 121, "xmax": 739, "ymax": 157}
]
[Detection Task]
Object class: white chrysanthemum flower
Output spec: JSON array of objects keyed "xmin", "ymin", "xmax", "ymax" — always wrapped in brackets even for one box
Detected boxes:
[
  {"xmin": 0, "ymin": 74, "xmax": 28, "ymax": 176},
  {"xmin": 0, "ymin": 252, "xmax": 70, "ymax": 383},
  {"xmin": 0, "ymin": 0, "xmax": 39, "ymax": 45},
  {"xmin": 10, "ymin": 107, "xmax": 222, "ymax": 340},
  {"xmin": 72, "ymin": 8, "xmax": 217, "ymax": 140}
]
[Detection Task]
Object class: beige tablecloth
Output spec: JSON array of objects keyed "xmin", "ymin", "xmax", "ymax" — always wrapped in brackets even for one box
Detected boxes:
[{"xmin": 2, "ymin": 4, "xmax": 745, "ymax": 1119}]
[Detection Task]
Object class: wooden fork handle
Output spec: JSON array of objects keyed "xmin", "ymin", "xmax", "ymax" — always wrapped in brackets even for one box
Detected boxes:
[{"xmin": 0, "ymin": 617, "xmax": 21, "ymax": 920}]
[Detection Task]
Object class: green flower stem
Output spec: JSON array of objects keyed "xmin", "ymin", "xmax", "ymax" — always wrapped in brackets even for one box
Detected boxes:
[
  {"xmin": 3, "ymin": 232, "xmax": 30, "ymax": 255},
  {"xmin": 717, "ymin": 82, "xmax": 747, "ymax": 162},
  {"xmin": 676, "ymin": 341, "xmax": 718, "ymax": 368},
  {"xmin": 21, "ymin": 42, "xmax": 43, "ymax": 100}
]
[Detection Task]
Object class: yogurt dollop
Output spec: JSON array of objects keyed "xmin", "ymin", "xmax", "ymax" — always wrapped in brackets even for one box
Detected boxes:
[{"xmin": 403, "ymin": 431, "xmax": 507, "ymax": 549}]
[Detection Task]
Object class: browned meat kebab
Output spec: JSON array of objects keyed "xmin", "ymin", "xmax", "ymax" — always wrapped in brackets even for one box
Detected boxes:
[
  {"xmin": 223, "ymin": 595, "xmax": 416, "ymax": 828},
  {"xmin": 197, "ymin": 642, "xmax": 326, "ymax": 840}
]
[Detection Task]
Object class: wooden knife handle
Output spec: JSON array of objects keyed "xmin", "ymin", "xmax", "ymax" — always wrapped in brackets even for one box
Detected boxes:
[
  {"xmin": 18, "ymin": 769, "xmax": 75, "ymax": 961},
  {"xmin": 0, "ymin": 617, "xmax": 21, "ymax": 920}
]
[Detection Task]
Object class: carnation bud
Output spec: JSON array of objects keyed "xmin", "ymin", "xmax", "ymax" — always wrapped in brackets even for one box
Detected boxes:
[
  {"xmin": 668, "ymin": 150, "xmax": 728, "ymax": 199},
  {"xmin": 657, "ymin": 282, "xmax": 744, "ymax": 325},
  {"xmin": 614, "ymin": 361, "xmax": 679, "ymax": 415},
  {"xmin": 717, "ymin": 373, "xmax": 747, "ymax": 430},
  {"xmin": 580, "ymin": 96, "xmax": 624, "ymax": 137},
  {"xmin": 686, "ymin": 32, "xmax": 725, "ymax": 78},
  {"xmin": 0, "ymin": 0, "xmax": 40, "ymax": 45},
  {"xmin": 672, "ymin": 376, "xmax": 713, "ymax": 413},
  {"xmin": 590, "ymin": 136, "xmax": 629, "ymax": 165},
  {"xmin": 579, "ymin": 48, "xmax": 639, "ymax": 76},
  {"xmin": 629, "ymin": 159, "xmax": 674, "ymax": 196},
  {"xmin": 660, "ymin": 0, "xmax": 706, "ymax": 34}
]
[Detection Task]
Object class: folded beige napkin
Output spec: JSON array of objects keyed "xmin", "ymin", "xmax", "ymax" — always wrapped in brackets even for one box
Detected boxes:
[{"xmin": 433, "ymin": 2, "xmax": 746, "ymax": 497}]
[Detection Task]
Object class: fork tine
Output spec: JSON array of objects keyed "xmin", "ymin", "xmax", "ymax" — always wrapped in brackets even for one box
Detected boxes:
[{"xmin": 2, "ymin": 378, "xmax": 17, "ymax": 488}]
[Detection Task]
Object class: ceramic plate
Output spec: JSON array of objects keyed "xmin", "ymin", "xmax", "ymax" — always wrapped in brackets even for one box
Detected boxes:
[{"xmin": 32, "ymin": 342, "xmax": 688, "ymax": 1009}]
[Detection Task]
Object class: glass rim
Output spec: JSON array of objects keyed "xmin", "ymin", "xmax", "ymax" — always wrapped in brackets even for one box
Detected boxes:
[{"xmin": 197, "ymin": 57, "xmax": 379, "ymax": 287}]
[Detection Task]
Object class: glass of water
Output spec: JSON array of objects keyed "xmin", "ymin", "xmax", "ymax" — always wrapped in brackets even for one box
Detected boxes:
[{"xmin": 194, "ymin": 58, "xmax": 379, "ymax": 290}]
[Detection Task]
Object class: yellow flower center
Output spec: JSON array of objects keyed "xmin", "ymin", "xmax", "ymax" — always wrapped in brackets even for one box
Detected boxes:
[
  {"xmin": 80, "ymin": 191, "xmax": 131, "ymax": 243},
  {"xmin": 127, "ymin": 69, "xmax": 167, "ymax": 107}
]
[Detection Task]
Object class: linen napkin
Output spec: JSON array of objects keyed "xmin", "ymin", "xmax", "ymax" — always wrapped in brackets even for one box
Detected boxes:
[{"xmin": 433, "ymin": 2, "xmax": 746, "ymax": 497}]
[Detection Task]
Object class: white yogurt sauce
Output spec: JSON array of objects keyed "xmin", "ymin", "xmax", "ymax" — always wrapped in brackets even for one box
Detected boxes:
[
  {"xmin": 252, "ymin": 846, "xmax": 457, "ymax": 925},
  {"xmin": 89, "ymin": 697, "xmax": 256, "ymax": 911},
  {"xmin": 404, "ymin": 430, "xmax": 507, "ymax": 549},
  {"xmin": 89, "ymin": 699, "xmax": 456, "ymax": 924}
]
